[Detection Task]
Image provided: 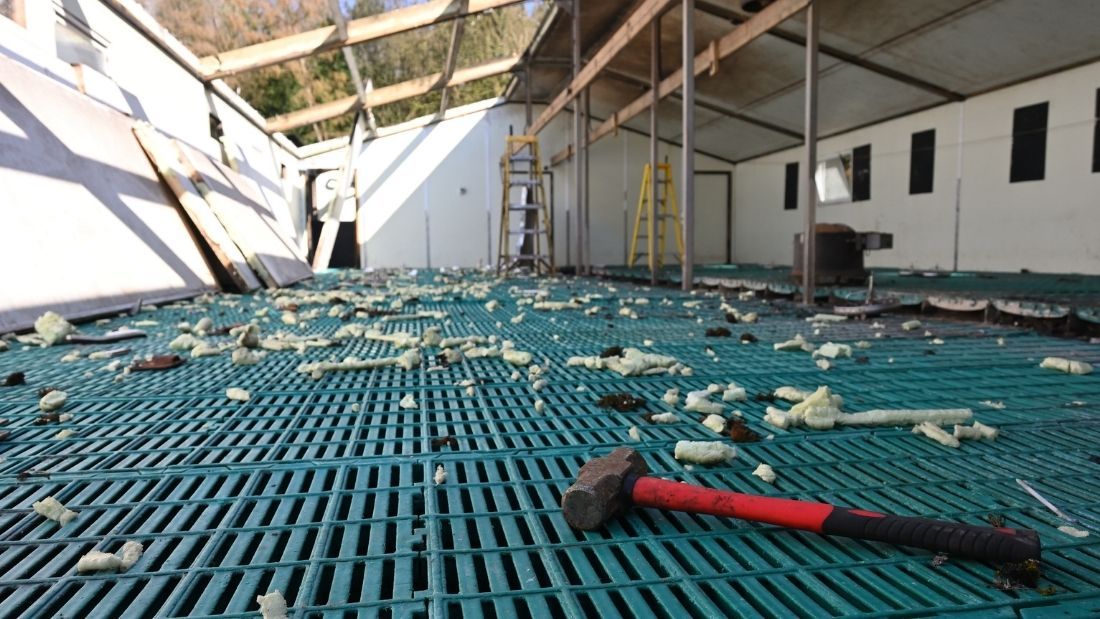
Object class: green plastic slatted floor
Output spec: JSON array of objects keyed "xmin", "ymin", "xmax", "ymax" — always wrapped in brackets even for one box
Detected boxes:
[
  {"xmin": 599, "ymin": 264, "xmax": 1100, "ymax": 306},
  {"xmin": 1, "ymin": 271, "xmax": 1099, "ymax": 618}
]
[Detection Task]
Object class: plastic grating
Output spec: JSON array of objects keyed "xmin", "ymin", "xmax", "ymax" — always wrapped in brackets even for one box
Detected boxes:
[
  {"xmin": 598, "ymin": 263, "xmax": 1100, "ymax": 307},
  {"xmin": 0, "ymin": 270, "xmax": 1099, "ymax": 618}
]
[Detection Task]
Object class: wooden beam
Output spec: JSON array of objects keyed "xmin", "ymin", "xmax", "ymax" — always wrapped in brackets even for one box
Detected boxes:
[
  {"xmin": 528, "ymin": 0, "xmax": 679, "ymax": 137},
  {"xmin": 550, "ymin": 0, "xmax": 810, "ymax": 163},
  {"xmin": 266, "ymin": 55, "xmax": 521, "ymax": 133},
  {"xmin": 199, "ymin": 0, "xmax": 523, "ymax": 80},
  {"xmin": 438, "ymin": 2, "xmax": 468, "ymax": 115}
]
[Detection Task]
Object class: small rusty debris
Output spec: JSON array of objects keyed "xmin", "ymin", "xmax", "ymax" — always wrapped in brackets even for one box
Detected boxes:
[
  {"xmin": 33, "ymin": 413, "xmax": 60, "ymax": 426},
  {"xmin": 727, "ymin": 419, "xmax": 760, "ymax": 443},
  {"xmin": 924, "ymin": 349, "xmax": 937, "ymax": 356},
  {"xmin": 931, "ymin": 553, "xmax": 948, "ymax": 567},
  {"xmin": 3, "ymin": 372, "xmax": 26, "ymax": 387},
  {"xmin": 753, "ymin": 392, "xmax": 777, "ymax": 403},
  {"xmin": 431, "ymin": 435, "xmax": 458, "ymax": 450},
  {"xmin": 739, "ymin": 332, "xmax": 757, "ymax": 343},
  {"xmin": 597, "ymin": 393, "xmax": 646, "ymax": 412},
  {"xmin": 599, "ymin": 346, "xmax": 624, "ymax": 359},
  {"xmin": 705, "ymin": 327, "xmax": 732, "ymax": 338},
  {"xmin": 986, "ymin": 513, "xmax": 1006, "ymax": 527},
  {"xmin": 17, "ymin": 469, "xmax": 51, "ymax": 481},
  {"xmin": 131, "ymin": 355, "xmax": 186, "ymax": 371},
  {"xmin": 725, "ymin": 313, "xmax": 739, "ymax": 323},
  {"xmin": 994, "ymin": 559, "xmax": 1042, "ymax": 590}
]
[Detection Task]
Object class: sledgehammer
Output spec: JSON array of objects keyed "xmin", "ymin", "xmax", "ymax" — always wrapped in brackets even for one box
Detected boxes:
[{"xmin": 561, "ymin": 448, "xmax": 1041, "ymax": 563}]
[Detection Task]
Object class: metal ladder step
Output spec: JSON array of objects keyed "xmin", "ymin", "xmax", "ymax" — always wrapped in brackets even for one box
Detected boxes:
[
  {"xmin": 510, "ymin": 155, "xmax": 537, "ymax": 162},
  {"xmin": 509, "ymin": 204, "xmax": 543, "ymax": 211},
  {"xmin": 510, "ymin": 179, "xmax": 540, "ymax": 186},
  {"xmin": 509, "ymin": 228, "xmax": 548, "ymax": 235}
]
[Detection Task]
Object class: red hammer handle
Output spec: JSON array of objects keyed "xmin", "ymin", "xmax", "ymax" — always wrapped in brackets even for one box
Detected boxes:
[{"xmin": 629, "ymin": 476, "xmax": 1040, "ymax": 563}]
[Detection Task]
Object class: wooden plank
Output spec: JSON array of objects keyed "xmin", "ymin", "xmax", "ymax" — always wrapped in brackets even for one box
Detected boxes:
[
  {"xmin": 313, "ymin": 113, "xmax": 367, "ymax": 270},
  {"xmin": 199, "ymin": 0, "xmax": 523, "ymax": 80},
  {"xmin": 172, "ymin": 141, "xmax": 314, "ymax": 288},
  {"xmin": 0, "ymin": 54, "xmax": 217, "ymax": 332},
  {"xmin": 266, "ymin": 55, "xmax": 521, "ymax": 133},
  {"xmin": 550, "ymin": 0, "xmax": 810, "ymax": 163},
  {"xmin": 133, "ymin": 123, "xmax": 263, "ymax": 292},
  {"xmin": 528, "ymin": 0, "xmax": 679, "ymax": 137}
]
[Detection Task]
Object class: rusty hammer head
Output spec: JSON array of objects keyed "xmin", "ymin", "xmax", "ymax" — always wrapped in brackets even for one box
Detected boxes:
[{"xmin": 561, "ymin": 447, "xmax": 648, "ymax": 530}]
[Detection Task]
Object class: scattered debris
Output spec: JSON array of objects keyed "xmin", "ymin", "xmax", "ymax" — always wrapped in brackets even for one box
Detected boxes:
[
  {"xmin": 256, "ymin": 590, "xmax": 290, "ymax": 619},
  {"xmin": 628, "ymin": 425, "xmax": 641, "ymax": 441},
  {"xmin": 774, "ymin": 334, "xmax": 814, "ymax": 352},
  {"xmin": 1039, "ymin": 357, "xmax": 1093, "ymax": 375},
  {"xmin": 399, "ymin": 394, "xmax": 419, "ymax": 409},
  {"xmin": 1058, "ymin": 525, "xmax": 1089, "ymax": 538},
  {"xmin": 674, "ymin": 440, "xmax": 737, "ymax": 464},
  {"xmin": 54, "ymin": 429, "xmax": 75, "ymax": 440},
  {"xmin": 739, "ymin": 332, "xmax": 757, "ymax": 344},
  {"xmin": 644, "ymin": 412, "xmax": 680, "ymax": 424},
  {"xmin": 76, "ymin": 541, "xmax": 143, "ymax": 573},
  {"xmin": 431, "ymin": 435, "xmax": 458, "ymax": 449},
  {"xmin": 597, "ymin": 393, "xmax": 646, "ymax": 412},
  {"xmin": 231, "ymin": 348, "xmax": 264, "ymax": 366},
  {"xmin": 3, "ymin": 372, "xmax": 25, "ymax": 387},
  {"xmin": 685, "ymin": 390, "xmax": 724, "ymax": 414},
  {"xmin": 727, "ymin": 419, "xmax": 760, "ymax": 443},
  {"xmin": 954, "ymin": 422, "xmax": 1000, "ymax": 441},
  {"xmin": 434, "ymin": 465, "xmax": 447, "ymax": 485},
  {"xmin": 297, "ymin": 349, "xmax": 421, "ymax": 378},
  {"xmin": 901, "ymin": 320, "xmax": 922, "ymax": 331},
  {"xmin": 32, "ymin": 496, "xmax": 77, "ymax": 525},
  {"xmin": 226, "ymin": 388, "xmax": 251, "ymax": 402},
  {"xmin": 754, "ymin": 392, "xmax": 778, "ymax": 403},
  {"xmin": 502, "ymin": 349, "xmax": 534, "ymax": 366},
  {"xmin": 705, "ymin": 327, "xmax": 732, "ymax": 337},
  {"xmin": 752, "ymin": 463, "xmax": 776, "ymax": 483},
  {"xmin": 169, "ymin": 333, "xmax": 203, "ymax": 351},
  {"xmin": 722, "ymin": 384, "xmax": 747, "ymax": 402},
  {"xmin": 931, "ymin": 553, "xmax": 948, "ymax": 567},
  {"xmin": 815, "ymin": 358, "xmax": 833, "ymax": 371},
  {"xmin": 994, "ymin": 559, "xmax": 1041, "ymax": 590},
  {"xmin": 35, "ymin": 311, "xmax": 75, "ymax": 345},
  {"xmin": 39, "ymin": 390, "xmax": 67, "ymax": 412},
  {"xmin": 912, "ymin": 422, "xmax": 960, "ymax": 448},
  {"xmin": 567, "ymin": 348, "xmax": 685, "ymax": 377},
  {"xmin": 702, "ymin": 414, "xmax": 727, "ymax": 434},
  {"xmin": 662, "ymin": 388, "xmax": 680, "ymax": 406},
  {"xmin": 986, "ymin": 514, "xmax": 1006, "ymax": 527},
  {"xmin": 813, "ymin": 343, "xmax": 852, "ymax": 359},
  {"xmin": 131, "ymin": 355, "xmax": 186, "ymax": 371}
]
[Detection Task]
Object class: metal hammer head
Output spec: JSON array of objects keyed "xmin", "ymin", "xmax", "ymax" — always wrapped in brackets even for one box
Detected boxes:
[{"xmin": 561, "ymin": 447, "xmax": 648, "ymax": 530}]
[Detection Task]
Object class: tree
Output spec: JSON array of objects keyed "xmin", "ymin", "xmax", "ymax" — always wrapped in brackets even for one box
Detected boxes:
[{"xmin": 139, "ymin": 0, "xmax": 546, "ymax": 144}]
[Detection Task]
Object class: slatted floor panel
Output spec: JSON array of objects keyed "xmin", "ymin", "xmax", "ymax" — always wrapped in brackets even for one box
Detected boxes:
[{"xmin": 0, "ymin": 270, "xmax": 1098, "ymax": 617}]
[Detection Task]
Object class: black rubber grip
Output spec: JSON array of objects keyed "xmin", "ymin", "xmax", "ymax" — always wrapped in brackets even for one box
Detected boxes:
[{"xmin": 821, "ymin": 507, "xmax": 1041, "ymax": 563}]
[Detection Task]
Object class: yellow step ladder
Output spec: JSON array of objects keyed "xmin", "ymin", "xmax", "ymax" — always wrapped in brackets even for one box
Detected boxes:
[
  {"xmin": 627, "ymin": 162, "xmax": 683, "ymax": 270},
  {"xmin": 498, "ymin": 135, "xmax": 554, "ymax": 275}
]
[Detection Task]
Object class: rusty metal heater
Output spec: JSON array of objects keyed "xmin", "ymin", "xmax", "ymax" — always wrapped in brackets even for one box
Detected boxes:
[{"xmin": 792, "ymin": 223, "xmax": 893, "ymax": 284}]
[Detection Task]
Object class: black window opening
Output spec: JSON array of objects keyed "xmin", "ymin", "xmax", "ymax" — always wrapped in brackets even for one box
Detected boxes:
[
  {"xmin": 1010, "ymin": 101, "xmax": 1048, "ymax": 182},
  {"xmin": 1092, "ymin": 89, "xmax": 1100, "ymax": 173},
  {"xmin": 909, "ymin": 129, "xmax": 936, "ymax": 194},
  {"xmin": 783, "ymin": 162, "xmax": 798, "ymax": 210},
  {"xmin": 852, "ymin": 144, "xmax": 871, "ymax": 201}
]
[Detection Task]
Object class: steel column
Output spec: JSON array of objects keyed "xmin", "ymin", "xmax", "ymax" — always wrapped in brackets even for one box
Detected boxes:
[
  {"xmin": 681, "ymin": 0, "xmax": 695, "ymax": 292},
  {"xmin": 800, "ymin": 1, "xmax": 818, "ymax": 305}
]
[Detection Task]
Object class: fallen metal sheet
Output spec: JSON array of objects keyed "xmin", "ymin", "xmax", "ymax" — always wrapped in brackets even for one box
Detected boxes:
[
  {"xmin": 0, "ymin": 55, "xmax": 217, "ymax": 333},
  {"xmin": 173, "ymin": 140, "xmax": 313, "ymax": 288},
  {"xmin": 132, "ymin": 123, "xmax": 263, "ymax": 293}
]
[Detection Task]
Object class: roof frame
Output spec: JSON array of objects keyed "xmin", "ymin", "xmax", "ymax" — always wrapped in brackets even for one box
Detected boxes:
[
  {"xmin": 694, "ymin": 0, "xmax": 965, "ymax": 102},
  {"xmin": 198, "ymin": 0, "xmax": 525, "ymax": 80},
  {"xmin": 266, "ymin": 55, "xmax": 522, "ymax": 133},
  {"xmin": 438, "ymin": 2, "xmax": 469, "ymax": 115}
]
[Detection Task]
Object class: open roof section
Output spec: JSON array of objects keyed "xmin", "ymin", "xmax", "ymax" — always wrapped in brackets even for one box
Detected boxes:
[{"xmin": 518, "ymin": 0, "xmax": 1100, "ymax": 164}]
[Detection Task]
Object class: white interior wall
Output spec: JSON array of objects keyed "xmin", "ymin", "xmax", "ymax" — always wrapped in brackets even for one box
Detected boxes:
[
  {"xmin": 0, "ymin": 1, "xmax": 304, "ymax": 251},
  {"xmin": 330, "ymin": 101, "xmax": 735, "ymax": 269},
  {"xmin": 734, "ymin": 59, "xmax": 1100, "ymax": 275}
]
